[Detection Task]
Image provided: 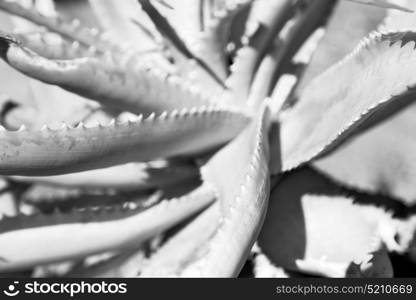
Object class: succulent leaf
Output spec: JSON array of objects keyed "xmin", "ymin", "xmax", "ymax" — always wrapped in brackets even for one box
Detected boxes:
[
  {"xmin": 138, "ymin": 0, "xmax": 227, "ymax": 91},
  {"xmin": 280, "ymin": 30, "xmax": 416, "ymax": 171},
  {"xmin": 314, "ymin": 104, "xmax": 416, "ymax": 205},
  {"xmin": 0, "ymin": 35, "xmax": 218, "ymax": 114},
  {"xmin": 179, "ymin": 104, "xmax": 271, "ymax": 277},
  {"xmin": 0, "ymin": 0, "xmax": 117, "ymax": 53},
  {"xmin": 20, "ymin": 184, "xmax": 155, "ymax": 212},
  {"xmin": 14, "ymin": 31, "xmax": 96, "ymax": 60},
  {"xmin": 189, "ymin": 0, "xmax": 254, "ymax": 81},
  {"xmin": 258, "ymin": 168, "xmax": 395, "ymax": 277},
  {"xmin": 379, "ymin": 0, "xmax": 416, "ymax": 30},
  {"xmin": 347, "ymin": 0, "xmax": 413, "ymax": 12},
  {"xmin": 89, "ymin": 0, "xmax": 158, "ymax": 52},
  {"xmin": 10, "ymin": 161, "xmax": 199, "ymax": 190},
  {"xmin": 68, "ymin": 249, "xmax": 147, "ymax": 277},
  {"xmin": 0, "ymin": 183, "xmax": 215, "ymax": 271},
  {"xmin": 0, "ymin": 0, "xmax": 415, "ymax": 279},
  {"xmin": 294, "ymin": 0, "xmax": 386, "ymax": 97},
  {"xmin": 226, "ymin": 0, "xmax": 294, "ymax": 101},
  {"xmin": 313, "ymin": 2, "xmax": 416, "ymax": 205},
  {"xmin": 0, "ymin": 108, "xmax": 249, "ymax": 175},
  {"xmin": 140, "ymin": 203, "xmax": 220, "ymax": 277}
]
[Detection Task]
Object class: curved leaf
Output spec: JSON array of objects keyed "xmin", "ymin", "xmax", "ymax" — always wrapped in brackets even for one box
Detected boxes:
[
  {"xmin": 89, "ymin": 0, "xmax": 158, "ymax": 52},
  {"xmin": 313, "ymin": 2, "xmax": 416, "ymax": 205},
  {"xmin": 189, "ymin": 1, "xmax": 254, "ymax": 81},
  {"xmin": 0, "ymin": 0, "xmax": 117, "ymax": 53},
  {"xmin": 20, "ymin": 184, "xmax": 155, "ymax": 212},
  {"xmin": 280, "ymin": 30, "xmax": 416, "ymax": 171},
  {"xmin": 258, "ymin": 168, "xmax": 395, "ymax": 277},
  {"xmin": 67, "ymin": 249, "xmax": 147, "ymax": 277},
  {"xmin": 54, "ymin": 0, "xmax": 101, "ymax": 28},
  {"xmin": 0, "ymin": 107, "xmax": 249, "ymax": 175},
  {"xmin": 0, "ymin": 184, "xmax": 215, "ymax": 271},
  {"xmin": 294, "ymin": 0, "xmax": 386, "ymax": 96},
  {"xmin": 10, "ymin": 161, "xmax": 198, "ymax": 190},
  {"xmin": 314, "ymin": 104, "xmax": 416, "ymax": 205},
  {"xmin": 14, "ymin": 31, "xmax": 96, "ymax": 60},
  {"xmin": 140, "ymin": 203, "xmax": 220, "ymax": 277},
  {"xmin": 347, "ymin": 0, "xmax": 413, "ymax": 12},
  {"xmin": 226, "ymin": 0, "xmax": 294, "ymax": 100},
  {"xmin": 380, "ymin": 0, "xmax": 416, "ymax": 30},
  {"xmin": 0, "ymin": 11, "xmax": 34, "ymax": 106},
  {"xmin": 0, "ymin": 34, "xmax": 217, "ymax": 114},
  {"xmin": 179, "ymin": 105, "xmax": 271, "ymax": 277},
  {"xmin": 138, "ymin": 0, "xmax": 226, "ymax": 92}
]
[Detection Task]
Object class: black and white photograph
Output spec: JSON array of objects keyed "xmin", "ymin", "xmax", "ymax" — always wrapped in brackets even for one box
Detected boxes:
[{"xmin": 0, "ymin": 0, "xmax": 416, "ymax": 298}]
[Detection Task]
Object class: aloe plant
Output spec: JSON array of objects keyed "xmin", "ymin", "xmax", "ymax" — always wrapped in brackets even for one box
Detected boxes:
[{"xmin": 0, "ymin": 0, "xmax": 415, "ymax": 278}]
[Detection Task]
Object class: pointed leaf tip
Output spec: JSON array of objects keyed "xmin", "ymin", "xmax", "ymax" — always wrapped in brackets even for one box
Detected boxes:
[{"xmin": 347, "ymin": 0, "xmax": 414, "ymax": 12}]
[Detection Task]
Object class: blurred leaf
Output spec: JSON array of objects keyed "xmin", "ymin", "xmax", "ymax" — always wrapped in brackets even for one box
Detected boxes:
[
  {"xmin": 90, "ymin": 0, "xmax": 158, "ymax": 51},
  {"xmin": 347, "ymin": 0, "xmax": 413, "ymax": 12},
  {"xmin": 294, "ymin": 0, "xmax": 386, "ymax": 97},
  {"xmin": 0, "ymin": 183, "xmax": 214, "ymax": 272},
  {"xmin": 315, "ymin": 0, "xmax": 416, "ymax": 204},
  {"xmin": 54, "ymin": 0, "xmax": 101, "ymax": 28},
  {"xmin": 226, "ymin": 0, "xmax": 294, "ymax": 101},
  {"xmin": 150, "ymin": 0, "xmax": 202, "ymax": 39},
  {"xmin": 0, "ymin": 0, "xmax": 120, "ymax": 53},
  {"xmin": 140, "ymin": 203, "xmax": 220, "ymax": 277},
  {"xmin": 66, "ymin": 249, "xmax": 147, "ymax": 277},
  {"xmin": 380, "ymin": 0, "xmax": 416, "ymax": 30},
  {"xmin": 0, "ymin": 11, "xmax": 34, "ymax": 105}
]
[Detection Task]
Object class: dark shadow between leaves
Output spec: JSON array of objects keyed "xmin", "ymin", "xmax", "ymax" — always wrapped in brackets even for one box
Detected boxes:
[{"xmin": 258, "ymin": 166, "xmax": 409, "ymax": 276}]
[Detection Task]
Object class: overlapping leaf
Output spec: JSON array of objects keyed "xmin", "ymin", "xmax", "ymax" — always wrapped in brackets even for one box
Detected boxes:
[
  {"xmin": 226, "ymin": 0, "xmax": 294, "ymax": 101},
  {"xmin": 0, "ymin": 107, "xmax": 249, "ymax": 175},
  {"xmin": 380, "ymin": 0, "xmax": 416, "ymax": 31},
  {"xmin": 294, "ymin": 0, "xmax": 386, "ymax": 97},
  {"xmin": 1, "ymin": 0, "xmax": 415, "ymax": 279},
  {"xmin": 10, "ymin": 161, "xmax": 199, "ymax": 191},
  {"xmin": 347, "ymin": 0, "xmax": 413, "ymax": 12},
  {"xmin": 314, "ymin": 104, "xmax": 416, "ymax": 205},
  {"xmin": 140, "ymin": 203, "xmax": 220, "ymax": 277},
  {"xmin": 279, "ymin": 30, "xmax": 416, "ymax": 171},
  {"xmin": 89, "ymin": 0, "xmax": 158, "ymax": 52},
  {"xmin": 0, "ymin": 0, "xmax": 117, "ymax": 53},
  {"xmin": 313, "ymin": 2, "xmax": 416, "ymax": 205},
  {"xmin": 178, "ymin": 105, "xmax": 271, "ymax": 277},
  {"xmin": 0, "ymin": 183, "xmax": 215, "ymax": 271},
  {"xmin": 0, "ymin": 34, "xmax": 217, "ymax": 114},
  {"xmin": 258, "ymin": 167, "xmax": 411, "ymax": 277},
  {"xmin": 135, "ymin": 105, "xmax": 271, "ymax": 277}
]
